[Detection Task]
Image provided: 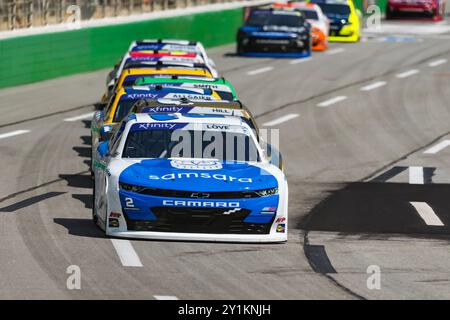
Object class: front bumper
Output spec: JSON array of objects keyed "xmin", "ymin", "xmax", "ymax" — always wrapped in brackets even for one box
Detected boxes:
[
  {"xmin": 105, "ymin": 187, "xmax": 288, "ymax": 242},
  {"xmin": 238, "ymin": 36, "xmax": 310, "ymax": 57},
  {"xmin": 107, "ymin": 230, "xmax": 287, "ymax": 243},
  {"xmin": 329, "ymin": 25, "xmax": 359, "ymax": 42},
  {"xmin": 389, "ymin": 3, "xmax": 435, "ymax": 12}
]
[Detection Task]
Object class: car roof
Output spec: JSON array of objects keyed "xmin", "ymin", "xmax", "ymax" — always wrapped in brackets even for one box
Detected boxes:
[
  {"xmin": 128, "ymin": 98, "xmax": 244, "ymax": 109},
  {"xmin": 278, "ymin": 2, "xmax": 319, "ymax": 10},
  {"xmin": 132, "ymin": 113, "xmax": 246, "ymax": 126},
  {"xmin": 121, "ymin": 68, "xmax": 212, "ymax": 77},
  {"xmin": 135, "ymin": 76, "xmax": 228, "ymax": 85}
]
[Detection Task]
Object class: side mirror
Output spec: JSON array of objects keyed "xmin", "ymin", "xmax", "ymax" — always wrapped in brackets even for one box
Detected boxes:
[
  {"xmin": 97, "ymin": 141, "xmax": 110, "ymax": 158},
  {"xmin": 99, "ymin": 125, "xmax": 113, "ymax": 142}
]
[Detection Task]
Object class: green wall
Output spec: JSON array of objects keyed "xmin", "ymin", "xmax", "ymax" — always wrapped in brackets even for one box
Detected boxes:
[{"xmin": 0, "ymin": 8, "xmax": 244, "ymax": 89}]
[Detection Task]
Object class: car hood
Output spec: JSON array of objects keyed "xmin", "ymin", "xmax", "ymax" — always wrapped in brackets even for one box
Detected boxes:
[
  {"xmin": 240, "ymin": 25, "xmax": 306, "ymax": 37},
  {"xmin": 326, "ymin": 14, "xmax": 350, "ymax": 24},
  {"xmin": 117, "ymin": 158, "xmax": 278, "ymax": 192}
]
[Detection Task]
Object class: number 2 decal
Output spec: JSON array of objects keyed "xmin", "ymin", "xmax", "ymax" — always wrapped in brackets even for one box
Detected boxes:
[{"xmin": 125, "ymin": 197, "xmax": 134, "ymax": 208}]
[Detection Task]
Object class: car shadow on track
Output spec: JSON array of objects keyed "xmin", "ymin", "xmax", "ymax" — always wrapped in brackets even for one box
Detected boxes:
[
  {"xmin": 299, "ymin": 182, "xmax": 450, "ymax": 236},
  {"xmin": 59, "ymin": 173, "xmax": 92, "ymax": 189},
  {"xmin": 72, "ymin": 194, "xmax": 92, "ymax": 209},
  {"xmin": 54, "ymin": 218, "xmax": 105, "ymax": 239},
  {"xmin": 80, "ymin": 135, "xmax": 92, "ymax": 146}
]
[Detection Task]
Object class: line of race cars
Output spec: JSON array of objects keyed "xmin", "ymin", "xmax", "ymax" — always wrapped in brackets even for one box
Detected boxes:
[
  {"xmin": 91, "ymin": 38, "xmax": 288, "ymax": 243},
  {"xmin": 237, "ymin": 0, "xmax": 362, "ymax": 57},
  {"xmin": 236, "ymin": 0, "xmax": 446, "ymax": 57},
  {"xmin": 90, "ymin": 0, "xmax": 443, "ymax": 243}
]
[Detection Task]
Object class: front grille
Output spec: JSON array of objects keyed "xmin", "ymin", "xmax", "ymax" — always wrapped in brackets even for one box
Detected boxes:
[
  {"xmin": 121, "ymin": 184, "xmax": 271, "ymax": 199},
  {"xmin": 246, "ymin": 37, "xmax": 306, "ymax": 53},
  {"xmin": 125, "ymin": 207, "xmax": 272, "ymax": 234}
]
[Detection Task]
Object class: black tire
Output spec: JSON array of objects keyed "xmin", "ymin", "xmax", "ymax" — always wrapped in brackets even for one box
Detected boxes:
[
  {"xmin": 92, "ymin": 178, "xmax": 98, "ymax": 224},
  {"xmin": 237, "ymin": 42, "xmax": 245, "ymax": 55},
  {"xmin": 386, "ymin": 6, "xmax": 393, "ymax": 20}
]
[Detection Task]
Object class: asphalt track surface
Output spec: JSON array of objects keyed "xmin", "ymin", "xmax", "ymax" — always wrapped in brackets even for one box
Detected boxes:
[{"xmin": 1, "ymin": 19, "xmax": 450, "ymax": 299}]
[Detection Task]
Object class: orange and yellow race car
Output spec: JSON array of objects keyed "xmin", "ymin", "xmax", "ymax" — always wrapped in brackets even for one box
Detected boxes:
[
  {"xmin": 100, "ymin": 67, "xmax": 214, "ymax": 105},
  {"xmin": 273, "ymin": 2, "xmax": 330, "ymax": 51}
]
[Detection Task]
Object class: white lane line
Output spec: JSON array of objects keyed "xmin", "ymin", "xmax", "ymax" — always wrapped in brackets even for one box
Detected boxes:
[
  {"xmin": 0, "ymin": 130, "xmax": 30, "ymax": 140},
  {"xmin": 409, "ymin": 166, "xmax": 424, "ymax": 184},
  {"xmin": 423, "ymin": 140, "xmax": 450, "ymax": 154},
  {"xmin": 290, "ymin": 57, "xmax": 312, "ymax": 64},
  {"xmin": 262, "ymin": 113, "xmax": 299, "ymax": 127},
  {"xmin": 111, "ymin": 239, "xmax": 143, "ymax": 267},
  {"xmin": 325, "ymin": 48, "xmax": 345, "ymax": 55},
  {"xmin": 63, "ymin": 112, "xmax": 95, "ymax": 122},
  {"xmin": 360, "ymin": 81, "xmax": 387, "ymax": 91},
  {"xmin": 154, "ymin": 295, "xmax": 179, "ymax": 300},
  {"xmin": 428, "ymin": 59, "xmax": 447, "ymax": 67},
  {"xmin": 409, "ymin": 202, "xmax": 444, "ymax": 226},
  {"xmin": 396, "ymin": 69, "xmax": 420, "ymax": 78},
  {"xmin": 317, "ymin": 96, "xmax": 347, "ymax": 107},
  {"xmin": 246, "ymin": 66, "xmax": 273, "ymax": 76}
]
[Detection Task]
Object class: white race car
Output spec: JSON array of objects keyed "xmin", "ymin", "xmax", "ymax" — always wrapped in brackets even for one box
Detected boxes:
[
  {"xmin": 106, "ymin": 39, "xmax": 218, "ymax": 89},
  {"xmin": 93, "ymin": 113, "xmax": 288, "ymax": 242}
]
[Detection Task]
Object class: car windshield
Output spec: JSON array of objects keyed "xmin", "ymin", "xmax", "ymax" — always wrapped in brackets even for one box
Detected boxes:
[
  {"xmin": 122, "ymin": 129, "xmax": 260, "ymax": 162},
  {"xmin": 319, "ymin": 4, "xmax": 350, "ymax": 15},
  {"xmin": 113, "ymin": 99, "xmax": 138, "ymax": 122},
  {"xmin": 246, "ymin": 11, "xmax": 304, "ymax": 27},
  {"xmin": 299, "ymin": 9, "xmax": 319, "ymax": 20}
]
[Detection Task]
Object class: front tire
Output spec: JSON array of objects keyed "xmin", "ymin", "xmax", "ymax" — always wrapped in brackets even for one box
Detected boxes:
[{"xmin": 92, "ymin": 178, "xmax": 98, "ymax": 224}]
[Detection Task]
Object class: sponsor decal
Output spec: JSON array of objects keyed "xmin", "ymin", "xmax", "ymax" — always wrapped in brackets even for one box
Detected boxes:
[
  {"xmin": 276, "ymin": 224, "xmax": 286, "ymax": 233},
  {"xmin": 165, "ymin": 93, "xmax": 214, "ymax": 100},
  {"xmin": 109, "ymin": 218, "xmax": 120, "ymax": 228},
  {"xmin": 275, "ymin": 217, "xmax": 286, "ymax": 223},
  {"xmin": 130, "ymin": 123, "xmax": 186, "ymax": 131},
  {"xmin": 170, "ymin": 159, "xmax": 222, "ymax": 170},
  {"xmin": 163, "ymin": 200, "xmax": 240, "ymax": 208},
  {"xmin": 143, "ymin": 106, "xmax": 188, "ymax": 113},
  {"xmin": 124, "ymin": 93, "xmax": 159, "ymax": 99},
  {"xmin": 206, "ymin": 124, "xmax": 230, "ymax": 130},
  {"xmin": 149, "ymin": 172, "xmax": 253, "ymax": 183},
  {"xmin": 110, "ymin": 212, "xmax": 122, "ymax": 218},
  {"xmin": 211, "ymin": 108, "xmax": 233, "ymax": 114}
]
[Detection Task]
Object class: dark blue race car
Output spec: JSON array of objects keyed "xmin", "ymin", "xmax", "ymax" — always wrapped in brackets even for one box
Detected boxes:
[{"xmin": 237, "ymin": 8, "xmax": 312, "ymax": 57}]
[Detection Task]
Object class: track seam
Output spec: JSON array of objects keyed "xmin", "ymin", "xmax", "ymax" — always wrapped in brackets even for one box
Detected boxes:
[{"xmin": 302, "ymin": 230, "xmax": 367, "ymax": 300}]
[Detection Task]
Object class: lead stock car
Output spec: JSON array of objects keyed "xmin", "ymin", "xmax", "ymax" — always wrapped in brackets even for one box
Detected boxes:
[{"xmin": 92, "ymin": 113, "xmax": 288, "ymax": 242}]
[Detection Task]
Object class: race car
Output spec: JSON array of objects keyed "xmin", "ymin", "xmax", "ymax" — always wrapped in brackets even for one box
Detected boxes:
[
  {"xmin": 127, "ymin": 39, "xmax": 216, "ymax": 69},
  {"xmin": 133, "ymin": 76, "xmax": 238, "ymax": 101},
  {"xmin": 310, "ymin": 0, "xmax": 361, "ymax": 42},
  {"xmin": 92, "ymin": 113, "xmax": 288, "ymax": 242},
  {"xmin": 92, "ymin": 86, "xmax": 223, "ymax": 169},
  {"xmin": 273, "ymin": 2, "xmax": 330, "ymax": 51},
  {"xmin": 386, "ymin": 0, "xmax": 446, "ymax": 21},
  {"xmin": 100, "ymin": 67, "xmax": 214, "ymax": 106},
  {"xmin": 107, "ymin": 53, "xmax": 207, "ymax": 85},
  {"xmin": 236, "ymin": 8, "xmax": 312, "ymax": 57},
  {"xmin": 106, "ymin": 39, "xmax": 218, "ymax": 88}
]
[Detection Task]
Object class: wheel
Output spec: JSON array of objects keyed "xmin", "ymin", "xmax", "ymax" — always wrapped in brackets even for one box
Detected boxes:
[
  {"xmin": 237, "ymin": 42, "xmax": 245, "ymax": 55},
  {"xmin": 386, "ymin": 6, "xmax": 393, "ymax": 20},
  {"xmin": 92, "ymin": 178, "xmax": 98, "ymax": 224}
]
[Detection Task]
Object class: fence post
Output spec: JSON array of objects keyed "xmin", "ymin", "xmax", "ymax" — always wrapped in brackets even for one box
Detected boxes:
[
  {"xmin": 25, "ymin": 0, "xmax": 33, "ymax": 28},
  {"xmin": 8, "ymin": 2, "xmax": 17, "ymax": 30}
]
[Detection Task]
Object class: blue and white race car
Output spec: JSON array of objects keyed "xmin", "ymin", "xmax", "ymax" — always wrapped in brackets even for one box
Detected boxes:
[{"xmin": 93, "ymin": 113, "xmax": 288, "ymax": 242}]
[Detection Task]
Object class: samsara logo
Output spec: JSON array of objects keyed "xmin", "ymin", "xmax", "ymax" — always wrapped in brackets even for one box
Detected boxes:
[
  {"xmin": 170, "ymin": 159, "xmax": 222, "ymax": 170},
  {"xmin": 149, "ymin": 172, "xmax": 253, "ymax": 183}
]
